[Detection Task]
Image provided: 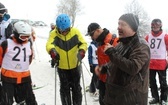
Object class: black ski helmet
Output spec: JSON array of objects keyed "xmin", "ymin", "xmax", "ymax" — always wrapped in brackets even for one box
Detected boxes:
[
  {"xmin": 0, "ymin": 3, "xmax": 7, "ymax": 14},
  {"xmin": 151, "ymin": 19, "xmax": 162, "ymax": 29}
]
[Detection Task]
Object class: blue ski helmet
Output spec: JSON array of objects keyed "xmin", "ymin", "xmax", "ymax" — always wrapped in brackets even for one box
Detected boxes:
[{"xmin": 56, "ymin": 14, "xmax": 71, "ymax": 31}]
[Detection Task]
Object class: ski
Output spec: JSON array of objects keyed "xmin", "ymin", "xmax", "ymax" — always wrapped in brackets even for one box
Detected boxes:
[
  {"xmin": 32, "ymin": 84, "xmax": 48, "ymax": 90},
  {"xmin": 85, "ymin": 86, "xmax": 89, "ymax": 92}
]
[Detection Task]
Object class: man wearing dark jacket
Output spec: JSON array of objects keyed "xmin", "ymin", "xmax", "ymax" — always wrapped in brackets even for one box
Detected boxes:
[{"xmin": 104, "ymin": 13, "xmax": 150, "ymax": 105}]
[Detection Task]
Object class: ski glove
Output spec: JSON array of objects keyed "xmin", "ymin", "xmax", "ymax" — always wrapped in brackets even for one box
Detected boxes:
[
  {"xmin": 50, "ymin": 48, "xmax": 60, "ymax": 61},
  {"xmin": 90, "ymin": 65, "xmax": 94, "ymax": 73},
  {"xmin": 77, "ymin": 49, "xmax": 85, "ymax": 61},
  {"xmin": 100, "ymin": 64, "xmax": 109, "ymax": 74}
]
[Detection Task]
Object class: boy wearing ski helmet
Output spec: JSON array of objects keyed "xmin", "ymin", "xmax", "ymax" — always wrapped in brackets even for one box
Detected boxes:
[
  {"xmin": 0, "ymin": 21, "xmax": 37, "ymax": 105},
  {"xmin": 46, "ymin": 14, "xmax": 87, "ymax": 105}
]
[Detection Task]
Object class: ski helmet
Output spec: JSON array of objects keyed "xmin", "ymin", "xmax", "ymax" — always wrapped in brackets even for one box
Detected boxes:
[
  {"xmin": 56, "ymin": 14, "xmax": 71, "ymax": 31},
  {"xmin": 151, "ymin": 19, "xmax": 162, "ymax": 29},
  {"xmin": 13, "ymin": 21, "xmax": 32, "ymax": 42}
]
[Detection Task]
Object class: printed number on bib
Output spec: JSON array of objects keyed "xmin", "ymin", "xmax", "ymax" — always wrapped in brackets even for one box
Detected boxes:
[
  {"xmin": 150, "ymin": 38, "xmax": 162, "ymax": 49},
  {"xmin": 12, "ymin": 46, "xmax": 27, "ymax": 62}
]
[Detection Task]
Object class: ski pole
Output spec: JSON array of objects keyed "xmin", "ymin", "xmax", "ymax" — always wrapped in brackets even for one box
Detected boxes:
[
  {"xmin": 79, "ymin": 61, "xmax": 87, "ymax": 105},
  {"xmin": 34, "ymin": 40, "xmax": 40, "ymax": 62},
  {"xmin": 55, "ymin": 63, "xmax": 58, "ymax": 105},
  {"xmin": 82, "ymin": 61, "xmax": 92, "ymax": 77}
]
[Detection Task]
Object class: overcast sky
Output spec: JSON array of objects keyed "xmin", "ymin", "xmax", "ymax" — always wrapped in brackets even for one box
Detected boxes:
[{"xmin": 1, "ymin": 0, "xmax": 168, "ymax": 34}]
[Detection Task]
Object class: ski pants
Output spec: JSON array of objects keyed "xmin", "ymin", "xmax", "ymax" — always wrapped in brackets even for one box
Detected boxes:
[
  {"xmin": 89, "ymin": 65, "xmax": 98, "ymax": 93},
  {"xmin": 149, "ymin": 69, "xmax": 167, "ymax": 101},
  {"xmin": 98, "ymin": 80, "xmax": 106, "ymax": 105},
  {"xmin": 57, "ymin": 66, "xmax": 82, "ymax": 105},
  {"xmin": 1, "ymin": 81, "xmax": 37, "ymax": 105}
]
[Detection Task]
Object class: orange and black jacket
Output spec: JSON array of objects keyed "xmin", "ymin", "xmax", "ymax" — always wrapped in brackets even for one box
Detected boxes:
[{"xmin": 96, "ymin": 28, "xmax": 118, "ymax": 82}]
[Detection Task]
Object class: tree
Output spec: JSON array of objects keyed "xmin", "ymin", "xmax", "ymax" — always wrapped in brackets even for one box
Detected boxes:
[
  {"xmin": 57, "ymin": 0, "xmax": 82, "ymax": 27},
  {"xmin": 124, "ymin": 0, "xmax": 150, "ymax": 37}
]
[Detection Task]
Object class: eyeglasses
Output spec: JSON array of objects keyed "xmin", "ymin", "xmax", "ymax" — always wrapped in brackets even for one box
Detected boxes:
[
  {"xmin": 89, "ymin": 30, "xmax": 96, "ymax": 36},
  {"xmin": 57, "ymin": 28, "xmax": 70, "ymax": 34},
  {"xmin": 19, "ymin": 34, "xmax": 30, "ymax": 41}
]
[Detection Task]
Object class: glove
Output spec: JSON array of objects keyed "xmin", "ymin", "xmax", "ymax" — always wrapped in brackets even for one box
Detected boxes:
[
  {"xmin": 90, "ymin": 65, "xmax": 94, "ymax": 73},
  {"xmin": 100, "ymin": 64, "xmax": 109, "ymax": 74},
  {"xmin": 77, "ymin": 49, "xmax": 85, "ymax": 61},
  {"xmin": 49, "ymin": 48, "xmax": 60, "ymax": 61}
]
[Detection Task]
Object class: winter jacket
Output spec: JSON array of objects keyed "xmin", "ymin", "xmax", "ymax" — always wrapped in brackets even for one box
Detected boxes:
[
  {"xmin": 0, "ymin": 36, "xmax": 33, "ymax": 84},
  {"xmin": 88, "ymin": 40, "xmax": 98, "ymax": 66},
  {"xmin": 104, "ymin": 34, "xmax": 150, "ymax": 105},
  {"xmin": 145, "ymin": 31, "xmax": 168, "ymax": 70},
  {"xmin": 46, "ymin": 27, "xmax": 87, "ymax": 70},
  {"xmin": 0, "ymin": 20, "xmax": 13, "ymax": 44},
  {"xmin": 96, "ymin": 28, "xmax": 118, "ymax": 82}
]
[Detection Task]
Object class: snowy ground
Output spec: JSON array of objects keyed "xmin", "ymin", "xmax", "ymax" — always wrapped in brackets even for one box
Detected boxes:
[{"xmin": 16, "ymin": 27, "xmax": 167, "ymax": 105}]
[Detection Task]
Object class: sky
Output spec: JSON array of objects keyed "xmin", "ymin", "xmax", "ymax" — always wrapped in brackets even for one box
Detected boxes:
[{"xmin": 1, "ymin": 0, "xmax": 168, "ymax": 34}]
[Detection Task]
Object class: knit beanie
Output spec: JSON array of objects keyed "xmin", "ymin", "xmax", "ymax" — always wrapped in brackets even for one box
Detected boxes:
[{"xmin": 119, "ymin": 13, "xmax": 139, "ymax": 32}]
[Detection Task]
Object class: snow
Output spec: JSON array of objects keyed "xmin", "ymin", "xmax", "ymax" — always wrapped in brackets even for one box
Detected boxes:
[{"xmin": 17, "ymin": 27, "xmax": 166, "ymax": 105}]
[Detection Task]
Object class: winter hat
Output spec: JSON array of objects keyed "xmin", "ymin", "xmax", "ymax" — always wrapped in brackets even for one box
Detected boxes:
[
  {"xmin": 86, "ymin": 23, "xmax": 100, "ymax": 36},
  {"xmin": 119, "ymin": 13, "xmax": 139, "ymax": 32},
  {"xmin": 0, "ymin": 3, "xmax": 6, "ymax": 14}
]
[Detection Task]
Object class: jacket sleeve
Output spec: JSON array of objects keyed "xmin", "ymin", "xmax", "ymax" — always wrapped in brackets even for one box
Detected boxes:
[
  {"xmin": 105, "ymin": 43, "xmax": 150, "ymax": 75},
  {"xmin": 5, "ymin": 23, "xmax": 13, "ymax": 38},
  {"xmin": 0, "ymin": 41, "xmax": 7, "ymax": 67},
  {"xmin": 88, "ymin": 45, "xmax": 93, "ymax": 64},
  {"xmin": 76, "ymin": 29, "xmax": 88, "ymax": 52},
  {"xmin": 164, "ymin": 34, "xmax": 168, "ymax": 51},
  {"xmin": 46, "ymin": 30, "xmax": 56, "ymax": 54}
]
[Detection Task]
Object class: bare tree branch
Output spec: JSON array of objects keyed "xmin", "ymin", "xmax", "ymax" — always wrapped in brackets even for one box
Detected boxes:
[
  {"xmin": 124, "ymin": 0, "xmax": 150, "ymax": 37},
  {"xmin": 57, "ymin": 0, "xmax": 82, "ymax": 27}
]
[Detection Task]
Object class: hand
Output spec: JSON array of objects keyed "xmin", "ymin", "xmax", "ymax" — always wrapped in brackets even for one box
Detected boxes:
[
  {"xmin": 50, "ymin": 48, "xmax": 60, "ymax": 61},
  {"xmin": 100, "ymin": 64, "xmax": 108, "ymax": 74},
  {"xmin": 95, "ymin": 65, "xmax": 100, "ymax": 76},
  {"xmin": 77, "ymin": 49, "xmax": 85, "ymax": 61},
  {"xmin": 104, "ymin": 43, "xmax": 113, "ymax": 52},
  {"xmin": 90, "ymin": 65, "xmax": 94, "ymax": 73}
]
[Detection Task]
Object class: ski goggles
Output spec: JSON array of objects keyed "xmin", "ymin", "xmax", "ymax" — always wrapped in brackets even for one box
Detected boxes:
[
  {"xmin": 19, "ymin": 34, "xmax": 31, "ymax": 41},
  {"xmin": 151, "ymin": 22, "xmax": 162, "ymax": 28}
]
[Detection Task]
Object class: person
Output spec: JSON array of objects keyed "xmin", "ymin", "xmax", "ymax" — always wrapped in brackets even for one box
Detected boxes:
[
  {"xmin": 50, "ymin": 23, "xmax": 55, "ymax": 32},
  {"xmin": 88, "ymin": 37, "xmax": 99, "ymax": 98},
  {"xmin": 0, "ymin": 21, "xmax": 37, "ymax": 105},
  {"xmin": 46, "ymin": 13, "xmax": 87, "ymax": 105},
  {"xmin": 0, "ymin": 2, "xmax": 13, "ymax": 104},
  {"xmin": 103, "ymin": 13, "xmax": 150, "ymax": 105},
  {"xmin": 86, "ymin": 22, "xmax": 118, "ymax": 105},
  {"xmin": 0, "ymin": 2, "xmax": 13, "ymax": 44},
  {"xmin": 49, "ymin": 23, "xmax": 56, "ymax": 68},
  {"xmin": 145, "ymin": 19, "xmax": 168, "ymax": 105}
]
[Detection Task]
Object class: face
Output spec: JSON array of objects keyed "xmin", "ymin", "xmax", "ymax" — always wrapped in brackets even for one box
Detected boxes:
[
  {"xmin": 51, "ymin": 25, "xmax": 55, "ymax": 29},
  {"xmin": 89, "ymin": 29, "xmax": 99, "ymax": 40},
  {"xmin": 117, "ymin": 20, "xmax": 136, "ymax": 38},
  {"xmin": 57, "ymin": 28, "xmax": 70, "ymax": 36},
  {"xmin": 151, "ymin": 22, "xmax": 161, "ymax": 32}
]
